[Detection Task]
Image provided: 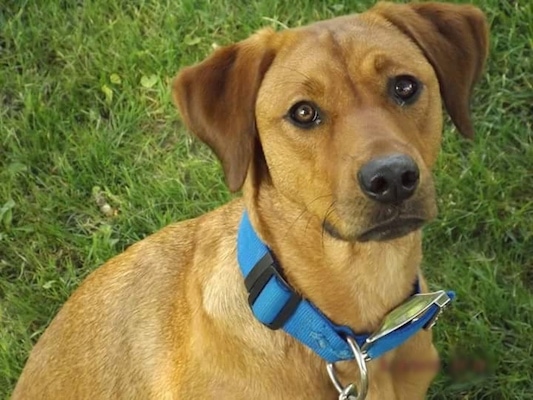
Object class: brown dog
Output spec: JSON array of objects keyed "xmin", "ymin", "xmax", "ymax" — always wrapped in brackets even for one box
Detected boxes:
[{"xmin": 12, "ymin": 2, "xmax": 488, "ymax": 399}]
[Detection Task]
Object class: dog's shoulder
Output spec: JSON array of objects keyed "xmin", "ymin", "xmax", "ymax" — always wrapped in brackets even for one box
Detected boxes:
[{"xmin": 75, "ymin": 197, "xmax": 245, "ymax": 306}]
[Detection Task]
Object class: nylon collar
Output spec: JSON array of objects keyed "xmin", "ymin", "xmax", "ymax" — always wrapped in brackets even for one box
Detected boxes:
[{"xmin": 237, "ymin": 210, "xmax": 454, "ymax": 363}]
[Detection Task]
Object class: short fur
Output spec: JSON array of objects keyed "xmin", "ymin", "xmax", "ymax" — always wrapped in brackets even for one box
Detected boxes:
[{"xmin": 13, "ymin": 2, "xmax": 488, "ymax": 399}]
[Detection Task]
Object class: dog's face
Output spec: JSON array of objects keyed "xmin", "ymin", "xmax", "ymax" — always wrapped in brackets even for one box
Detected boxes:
[
  {"xmin": 173, "ymin": 2, "xmax": 488, "ymax": 242},
  {"xmin": 255, "ymin": 19, "xmax": 443, "ymax": 242}
]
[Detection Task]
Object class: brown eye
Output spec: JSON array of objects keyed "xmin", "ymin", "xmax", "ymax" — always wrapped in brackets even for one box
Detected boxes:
[
  {"xmin": 288, "ymin": 101, "xmax": 322, "ymax": 128},
  {"xmin": 390, "ymin": 75, "xmax": 421, "ymax": 105}
]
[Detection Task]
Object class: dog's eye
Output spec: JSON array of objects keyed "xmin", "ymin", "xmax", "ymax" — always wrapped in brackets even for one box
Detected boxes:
[
  {"xmin": 390, "ymin": 75, "xmax": 421, "ymax": 105},
  {"xmin": 288, "ymin": 101, "xmax": 322, "ymax": 128}
]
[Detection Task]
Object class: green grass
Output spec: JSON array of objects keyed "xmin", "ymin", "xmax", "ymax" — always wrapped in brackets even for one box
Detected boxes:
[{"xmin": 0, "ymin": 0, "xmax": 531, "ymax": 398}]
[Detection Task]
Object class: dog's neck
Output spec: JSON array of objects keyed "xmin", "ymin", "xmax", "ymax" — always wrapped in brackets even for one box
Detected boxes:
[{"xmin": 243, "ymin": 183, "xmax": 422, "ymax": 333}]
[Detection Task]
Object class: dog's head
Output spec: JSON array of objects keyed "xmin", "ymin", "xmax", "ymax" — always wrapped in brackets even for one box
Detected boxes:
[{"xmin": 173, "ymin": 2, "xmax": 488, "ymax": 242}]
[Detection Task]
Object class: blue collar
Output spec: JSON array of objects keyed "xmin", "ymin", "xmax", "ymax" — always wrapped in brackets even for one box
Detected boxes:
[{"xmin": 237, "ymin": 211, "xmax": 454, "ymax": 363}]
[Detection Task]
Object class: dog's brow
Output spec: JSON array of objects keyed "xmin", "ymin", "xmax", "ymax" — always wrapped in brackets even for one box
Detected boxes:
[
  {"xmin": 276, "ymin": 66, "xmax": 325, "ymax": 96},
  {"xmin": 299, "ymin": 78, "xmax": 325, "ymax": 97}
]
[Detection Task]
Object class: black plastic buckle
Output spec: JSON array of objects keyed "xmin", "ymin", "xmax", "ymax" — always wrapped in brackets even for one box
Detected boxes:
[{"xmin": 244, "ymin": 252, "xmax": 301, "ymax": 330}]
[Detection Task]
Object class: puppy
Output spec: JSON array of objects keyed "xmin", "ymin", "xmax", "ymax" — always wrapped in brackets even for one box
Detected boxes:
[{"xmin": 12, "ymin": 2, "xmax": 488, "ymax": 399}]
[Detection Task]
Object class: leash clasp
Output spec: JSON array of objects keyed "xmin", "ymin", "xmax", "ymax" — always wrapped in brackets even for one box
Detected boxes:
[{"xmin": 326, "ymin": 336, "xmax": 369, "ymax": 400}]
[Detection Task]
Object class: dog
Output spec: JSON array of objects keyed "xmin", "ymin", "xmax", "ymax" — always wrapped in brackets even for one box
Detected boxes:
[{"xmin": 12, "ymin": 2, "xmax": 488, "ymax": 399}]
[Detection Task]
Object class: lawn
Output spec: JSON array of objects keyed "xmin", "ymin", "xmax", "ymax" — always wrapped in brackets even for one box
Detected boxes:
[{"xmin": 0, "ymin": 0, "xmax": 532, "ymax": 398}]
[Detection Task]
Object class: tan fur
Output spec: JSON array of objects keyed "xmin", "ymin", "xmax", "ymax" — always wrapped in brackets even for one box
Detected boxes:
[{"xmin": 13, "ymin": 2, "xmax": 488, "ymax": 399}]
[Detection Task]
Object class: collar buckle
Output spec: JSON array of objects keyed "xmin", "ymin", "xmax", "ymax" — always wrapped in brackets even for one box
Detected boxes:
[{"xmin": 244, "ymin": 252, "xmax": 302, "ymax": 330}]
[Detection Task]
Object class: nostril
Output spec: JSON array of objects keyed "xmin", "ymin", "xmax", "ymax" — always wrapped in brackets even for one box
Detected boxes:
[
  {"xmin": 358, "ymin": 154, "xmax": 419, "ymax": 203},
  {"xmin": 401, "ymin": 170, "xmax": 419, "ymax": 191},
  {"xmin": 370, "ymin": 175, "xmax": 389, "ymax": 195}
]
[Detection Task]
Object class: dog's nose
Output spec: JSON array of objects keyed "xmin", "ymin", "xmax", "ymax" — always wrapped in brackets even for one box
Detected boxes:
[{"xmin": 358, "ymin": 154, "xmax": 419, "ymax": 204}]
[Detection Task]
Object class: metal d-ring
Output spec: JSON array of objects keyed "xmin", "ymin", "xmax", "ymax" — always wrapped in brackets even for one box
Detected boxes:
[{"xmin": 326, "ymin": 336, "xmax": 369, "ymax": 400}]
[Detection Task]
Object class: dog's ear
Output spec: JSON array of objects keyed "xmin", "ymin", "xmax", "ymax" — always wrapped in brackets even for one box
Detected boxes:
[
  {"xmin": 372, "ymin": 2, "xmax": 489, "ymax": 138},
  {"xmin": 172, "ymin": 30, "xmax": 276, "ymax": 192}
]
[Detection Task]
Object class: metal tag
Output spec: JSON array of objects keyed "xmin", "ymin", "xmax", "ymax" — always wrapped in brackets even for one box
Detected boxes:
[{"xmin": 362, "ymin": 290, "xmax": 452, "ymax": 350}]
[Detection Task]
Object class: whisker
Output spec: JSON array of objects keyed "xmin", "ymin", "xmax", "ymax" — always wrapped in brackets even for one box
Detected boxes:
[
  {"xmin": 321, "ymin": 200, "xmax": 337, "ymax": 250},
  {"xmin": 281, "ymin": 194, "xmax": 332, "ymax": 243}
]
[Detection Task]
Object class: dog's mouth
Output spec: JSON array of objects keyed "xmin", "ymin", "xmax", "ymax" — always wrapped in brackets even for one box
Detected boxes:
[
  {"xmin": 358, "ymin": 217, "xmax": 426, "ymax": 242},
  {"xmin": 322, "ymin": 194, "xmax": 435, "ymax": 243},
  {"xmin": 323, "ymin": 216, "xmax": 427, "ymax": 242}
]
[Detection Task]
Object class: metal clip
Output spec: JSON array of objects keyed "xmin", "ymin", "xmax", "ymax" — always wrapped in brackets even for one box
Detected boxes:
[
  {"xmin": 338, "ymin": 384, "xmax": 357, "ymax": 400},
  {"xmin": 326, "ymin": 336, "xmax": 369, "ymax": 400}
]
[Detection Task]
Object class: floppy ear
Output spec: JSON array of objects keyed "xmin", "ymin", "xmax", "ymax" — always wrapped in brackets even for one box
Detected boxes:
[
  {"xmin": 172, "ymin": 30, "xmax": 276, "ymax": 192},
  {"xmin": 372, "ymin": 2, "xmax": 489, "ymax": 138}
]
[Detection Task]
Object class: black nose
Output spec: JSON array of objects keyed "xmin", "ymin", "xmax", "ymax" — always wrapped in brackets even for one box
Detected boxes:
[{"xmin": 358, "ymin": 154, "xmax": 420, "ymax": 204}]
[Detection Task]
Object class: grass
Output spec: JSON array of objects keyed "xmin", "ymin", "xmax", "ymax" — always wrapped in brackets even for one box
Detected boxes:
[{"xmin": 0, "ymin": 0, "xmax": 531, "ymax": 398}]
